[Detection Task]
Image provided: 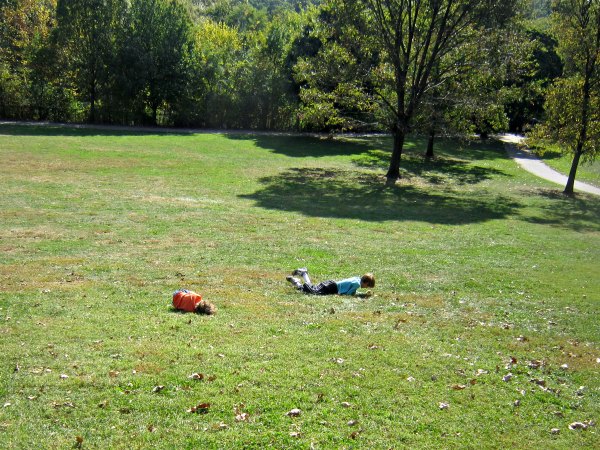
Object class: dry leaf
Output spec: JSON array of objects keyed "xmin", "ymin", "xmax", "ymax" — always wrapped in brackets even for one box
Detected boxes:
[
  {"xmin": 550, "ymin": 428, "xmax": 560, "ymax": 435},
  {"xmin": 289, "ymin": 432, "xmax": 301, "ymax": 437},
  {"xmin": 188, "ymin": 402, "xmax": 210, "ymax": 414},
  {"xmin": 341, "ymin": 402, "xmax": 351, "ymax": 408},
  {"xmin": 109, "ymin": 370, "xmax": 120, "ymax": 378},
  {"xmin": 286, "ymin": 408, "xmax": 301, "ymax": 417},
  {"xmin": 98, "ymin": 400, "xmax": 108, "ymax": 408},
  {"xmin": 451, "ymin": 384, "xmax": 466, "ymax": 390},
  {"xmin": 347, "ymin": 420, "xmax": 359, "ymax": 426},
  {"xmin": 439, "ymin": 402, "xmax": 449, "ymax": 410},
  {"xmin": 569, "ymin": 422, "xmax": 588, "ymax": 430},
  {"xmin": 152, "ymin": 385, "xmax": 165, "ymax": 393},
  {"xmin": 60, "ymin": 374, "xmax": 69, "ymax": 379},
  {"xmin": 350, "ymin": 431, "xmax": 360, "ymax": 439},
  {"xmin": 189, "ymin": 373, "xmax": 204, "ymax": 381},
  {"xmin": 503, "ymin": 373, "xmax": 513, "ymax": 382},
  {"xmin": 147, "ymin": 424, "xmax": 156, "ymax": 432},
  {"xmin": 235, "ymin": 412, "xmax": 250, "ymax": 422}
]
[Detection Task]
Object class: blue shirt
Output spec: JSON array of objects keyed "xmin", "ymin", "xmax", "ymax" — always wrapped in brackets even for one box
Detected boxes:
[{"xmin": 336, "ymin": 277, "xmax": 361, "ymax": 295}]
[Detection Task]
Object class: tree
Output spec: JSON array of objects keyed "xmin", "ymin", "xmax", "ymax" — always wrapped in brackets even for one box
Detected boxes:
[
  {"xmin": 0, "ymin": 0, "xmax": 59, "ymax": 119},
  {"xmin": 530, "ymin": 0, "xmax": 599, "ymax": 195},
  {"xmin": 54, "ymin": 0, "xmax": 126, "ymax": 123},
  {"xmin": 126, "ymin": 0, "xmax": 194, "ymax": 126},
  {"xmin": 296, "ymin": 0, "xmax": 518, "ymax": 181}
]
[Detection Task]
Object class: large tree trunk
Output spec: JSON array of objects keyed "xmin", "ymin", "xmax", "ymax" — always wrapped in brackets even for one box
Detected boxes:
[
  {"xmin": 564, "ymin": 148, "xmax": 582, "ymax": 195},
  {"xmin": 386, "ymin": 127, "xmax": 405, "ymax": 182}
]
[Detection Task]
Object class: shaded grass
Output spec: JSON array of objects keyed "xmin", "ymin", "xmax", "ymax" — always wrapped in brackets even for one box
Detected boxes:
[{"xmin": 0, "ymin": 124, "xmax": 598, "ymax": 449}]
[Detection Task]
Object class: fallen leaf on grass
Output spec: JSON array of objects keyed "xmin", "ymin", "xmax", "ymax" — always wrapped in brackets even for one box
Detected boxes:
[
  {"xmin": 350, "ymin": 431, "xmax": 361, "ymax": 439},
  {"xmin": 152, "ymin": 385, "xmax": 165, "ymax": 393},
  {"xmin": 188, "ymin": 373, "xmax": 204, "ymax": 381},
  {"xmin": 348, "ymin": 420, "xmax": 359, "ymax": 426},
  {"xmin": 60, "ymin": 374, "xmax": 69, "ymax": 379},
  {"xmin": 451, "ymin": 384, "xmax": 467, "ymax": 390},
  {"xmin": 188, "ymin": 403, "xmax": 210, "ymax": 414},
  {"xmin": 98, "ymin": 400, "xmax": 108, "ymax": 408},
  {"xmin": 74, "ymin": 436, "xmax": 83, "ymax": 448},
  {"xmin": 235, "ymin": 412, "xmax": 250, "ymax": 422},
  {"xmin": 147, "ymin": 424, "xmax": 156, "ymax": 432},
  {"xmin": 528, "ymin": 360, "xmax": 542, "ymax": 369},
  {"xmin": 569, "ymin": 421, "xmax": 592, "ymax": 430},
  {"xmin": 502, "ymin": 373, "xmax": 513, "ymax": 382},
  {"xmin": 550, "ymin": 428, "xmax": 560, "ymax": 435},
  {"xmin": 109, "ymin": 370, "xmax": 120, "ymax": 378},
  {"xmin": 289, "ymin": 432, "xmax": 301, "ymax": 437},
  {"xmin": 286, "ymin": 408, "xmax": 301, "ymax": 417},
  {"xmin": 439, "ymin": 403, "xmax": 449, "ymax": 410},
  {"xmin": 341, "ymin": 402, "xmax": 351, "ymax": 408}
]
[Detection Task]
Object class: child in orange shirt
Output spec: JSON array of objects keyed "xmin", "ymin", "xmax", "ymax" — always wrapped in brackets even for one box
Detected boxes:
[{"xmin": 172, "ymin": 289, "xmax": 216, "ymax": 315}]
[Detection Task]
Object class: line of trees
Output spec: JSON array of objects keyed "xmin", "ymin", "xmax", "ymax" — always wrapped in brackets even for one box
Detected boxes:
[{"xmin": 1, "ymin": 0, "xmax": 597, "ymax": 191}]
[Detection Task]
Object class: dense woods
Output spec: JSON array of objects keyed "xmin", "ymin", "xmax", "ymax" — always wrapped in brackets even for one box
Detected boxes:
[{"xmin": 0, "ymin": 0, "xmax": 598, "ymax": 188}]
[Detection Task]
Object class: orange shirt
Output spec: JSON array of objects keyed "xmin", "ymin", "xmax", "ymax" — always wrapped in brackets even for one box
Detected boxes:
[{"xmin": 172, "ymin": 290, "xmax": 202, "ymax": 312}]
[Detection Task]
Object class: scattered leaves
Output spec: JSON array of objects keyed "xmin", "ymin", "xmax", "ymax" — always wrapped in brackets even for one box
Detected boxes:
[
  {"xmin": 188, "ymin": 403, "xmax": 210, "ymax": 414},
  {"xmin": 569, "ymin": 421, "xmax": 595, "ymax": 430},
  {"xmin": 286, "ymin": 408, "xmax": 302, "ymax": 417}
]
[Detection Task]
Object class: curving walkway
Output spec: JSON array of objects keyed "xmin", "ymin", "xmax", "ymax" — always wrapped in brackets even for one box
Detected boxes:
[{"xmin": 499, "ymin": 134, "xmax": 600, "ymax": 196}]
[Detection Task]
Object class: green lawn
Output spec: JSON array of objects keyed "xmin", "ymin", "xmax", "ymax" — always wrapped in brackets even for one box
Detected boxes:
[
  {"xmin": 0, "ymin": 124, "xmax": 598, "ymax": 449},
  {"xmin": 532, "ymin": 144, "xmax": 600, "ymax": 187}
]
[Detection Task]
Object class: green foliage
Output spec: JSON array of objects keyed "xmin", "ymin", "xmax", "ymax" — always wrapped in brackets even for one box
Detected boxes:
[{"xmin": 529, "ymin": 0, "xmax": 600, "ymax": 192}]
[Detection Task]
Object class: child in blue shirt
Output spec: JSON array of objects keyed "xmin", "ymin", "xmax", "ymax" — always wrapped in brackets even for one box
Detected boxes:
[{"xmin": 287, "ymin": 268, "xmax": 375, "ymax": 296}]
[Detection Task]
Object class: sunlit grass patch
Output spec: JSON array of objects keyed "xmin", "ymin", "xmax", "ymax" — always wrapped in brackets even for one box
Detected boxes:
[{"xmin": 0, "ymin": 124, "xmax": 598, "ymax": 449}]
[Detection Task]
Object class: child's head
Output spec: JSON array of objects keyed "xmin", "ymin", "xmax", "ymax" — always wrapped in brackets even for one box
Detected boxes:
[
  {"xmin": 361, "ymin": 273, "xmax": 375, "ymax": 288},
  {"xmin": 195, "ymin": 300, "xmax": 216, "ymax": 315}
]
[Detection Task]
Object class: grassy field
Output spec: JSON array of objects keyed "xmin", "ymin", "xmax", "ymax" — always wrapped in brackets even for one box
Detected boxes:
[
  {"xmin": 531, "ymin": 143, "xmax": 600, "ymax": 187},
  {"xmin": 0, "ymin": 123, "xmax": 598, "ymax": 449}
]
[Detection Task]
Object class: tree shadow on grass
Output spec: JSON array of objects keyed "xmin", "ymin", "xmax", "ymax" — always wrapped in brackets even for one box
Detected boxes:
[
  {"xmin": 0, "ymin": 122, "xmax": 193, "ymax": 137},
  {"xmin": 521, "ymin": 189, "xmax": 600, "ymax": 232},
  {"xmin": 226, "ymin": 133, "xmax": 374, "ymax": 158},
  {"xmin": 240, "ymin": 167, "xmax": 520, "ymax": 224},
  {"xmin": 353, "ymin": 149, "xmax": 508, "ymax": 186}
]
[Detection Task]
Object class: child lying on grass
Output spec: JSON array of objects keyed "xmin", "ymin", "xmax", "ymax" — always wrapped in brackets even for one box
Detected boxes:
[
  {"xmin": 286, "ymin": 268, "xmax": 375, "ymax": 296},
  {"xmin": 173, "ymin": 289, "xmax": 216, "ymax": 315}
]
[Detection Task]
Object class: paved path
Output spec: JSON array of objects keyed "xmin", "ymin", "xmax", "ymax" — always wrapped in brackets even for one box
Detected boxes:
[{"xmin": 498, "ymin": 134, "xmax": 600, "ymax": 196}]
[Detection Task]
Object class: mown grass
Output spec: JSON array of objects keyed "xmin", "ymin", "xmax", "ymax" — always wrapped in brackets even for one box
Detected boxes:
[
  {"xmin": 530, "ymin": 142, "xmax": 600, "ymax": 187},
  {"xmin": 0, "ymin": 124, "xmax": 598, "ymax": 449}
]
